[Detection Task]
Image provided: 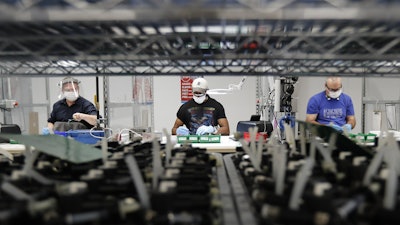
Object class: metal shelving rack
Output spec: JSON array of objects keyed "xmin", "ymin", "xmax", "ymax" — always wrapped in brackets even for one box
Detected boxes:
[{"xmin": 0, "ymin": 0, "xmax": 400, "ymax": 77}]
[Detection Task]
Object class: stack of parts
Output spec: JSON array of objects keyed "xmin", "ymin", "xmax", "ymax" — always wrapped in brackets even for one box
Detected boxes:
[
  {"xmin": 0, "ymin": 135, "xmax": 231, "ymax": 225},
  {"xmin": 224, "ymin": 121, "xmax": 399, "ymax": 225},
  {"xmin": 0, "ymin": 121, "xmax": 399, "ymax": 225}
]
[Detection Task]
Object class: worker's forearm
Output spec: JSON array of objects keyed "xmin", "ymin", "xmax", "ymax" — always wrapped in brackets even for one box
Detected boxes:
[
  {"xmin": 216, "ymin": 127, "xmax": 230, "ymax": 135},
  {"xmin": 73, "ymin": 112, "xmax": 98, "ymax": 126},
  {"xmin": 83, "ymin": 114, "xmax": 98, "ymax": 126},
  {"xmin": 306, "ymin": 120, "xmax": 321, "ymax": 126}
]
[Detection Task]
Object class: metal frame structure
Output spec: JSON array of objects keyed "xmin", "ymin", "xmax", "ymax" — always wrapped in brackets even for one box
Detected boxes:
[{"xmin": 0, "ymin": 0, "xmax": 400, "ymax": 77}]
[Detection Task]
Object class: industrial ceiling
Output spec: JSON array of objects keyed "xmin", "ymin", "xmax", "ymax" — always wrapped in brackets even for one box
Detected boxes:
[{"xmin": 1, "ymin": 0, "xmax": 400, "ymax": 77}]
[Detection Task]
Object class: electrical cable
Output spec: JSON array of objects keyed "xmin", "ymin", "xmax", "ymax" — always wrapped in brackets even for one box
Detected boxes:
[{"xmin": 89, "ymin": 127, "xmax": 113, "ymax": 140}]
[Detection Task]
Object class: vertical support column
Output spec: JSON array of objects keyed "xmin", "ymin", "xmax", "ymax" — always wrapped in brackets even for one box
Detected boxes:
[
  {"xmin": 0, "ymin": 76, "xmax": 6, "ymax": 123},
  {"xmin": 256, "ymin": 76, "xmax": 261, "ymax": 115},
  {"xmin": 103, "ymin": 75, "xmax": 109, "ymax": 128},
  {"xmin": 2, "ymin": 77, "xmax": 12, "ymax": 124},
  {"xmin": 45, "ymin": 77, "xmax": 50, "ymax": 120},
  {"xmin": 361, "ymin": 77, "xmax": 366, "ymax": 133},
  {"xmin": 149, "ymin": 76, "xmax": 154, "ymax": 131}
]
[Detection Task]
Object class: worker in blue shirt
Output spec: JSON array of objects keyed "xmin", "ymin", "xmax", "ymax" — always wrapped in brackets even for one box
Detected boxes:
[
  {"xmin": 306, "ymin": 77, "xmax": 356, "ymax": 132},
  {"xmin": 47, "ymin": 77, "xmax": 98, "ymax": 131}
]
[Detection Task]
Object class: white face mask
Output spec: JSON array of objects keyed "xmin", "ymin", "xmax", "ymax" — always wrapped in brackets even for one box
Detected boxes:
[
  {"xmin": 328, "ymin": 89, "xmax": 342, "ymax": 99},
  {"xmin": 64, "ymin": 91, "xmax": 79, "ymax": 102},
  {"xmin": 193, "ymin": 94, "xmax": 206, "ymax": 104}
]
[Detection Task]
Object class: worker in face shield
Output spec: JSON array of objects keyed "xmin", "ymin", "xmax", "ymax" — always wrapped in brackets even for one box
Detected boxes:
[{"xmin": 47, "ymin": 77, "xmax": 98, "ymax": 131}]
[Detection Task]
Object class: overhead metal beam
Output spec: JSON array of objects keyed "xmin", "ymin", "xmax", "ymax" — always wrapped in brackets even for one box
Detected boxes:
[
  {"xmin": 1, "ymin": 59, "xmax": 399, "ymax": 77},
  {"xmin": 0, "ymin": 1, "xmax": 400, "ymax": 77},
  {"xmin": 1, "ymin": 0, "xmax": 400, "ymax": 21}
]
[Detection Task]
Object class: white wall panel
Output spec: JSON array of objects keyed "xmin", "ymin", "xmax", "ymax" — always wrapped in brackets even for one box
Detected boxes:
[{"xmin": 364, "ymin": 77, "xmax": 400, "ymax": 132}]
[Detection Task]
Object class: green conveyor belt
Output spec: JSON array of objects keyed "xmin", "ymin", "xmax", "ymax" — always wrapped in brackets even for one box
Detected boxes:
[{"xmin": 0, "ymin": 134, "xmax": 103, "ymax": 164}]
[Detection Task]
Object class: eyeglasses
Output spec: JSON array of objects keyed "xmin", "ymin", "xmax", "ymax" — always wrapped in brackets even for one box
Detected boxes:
[
  {"xmin": 326, "ymin": 85, "xmax": 342, "ymax": 92},
  {"xmin": 63, "ymin": 89, "xmax": 78, "ymax": 92},
  {"xmin": 193, "ymin": 91, "xmax": 206, "ymax": 97}
]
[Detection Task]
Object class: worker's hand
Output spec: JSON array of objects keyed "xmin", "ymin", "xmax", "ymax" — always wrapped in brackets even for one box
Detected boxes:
[
  {"xmin": 42, "ymin": 127, "xmax": 50, "ymax": 135},
  {"xmin": 196, "ymin": 125, "xmax": 216, "ymax": 135},
  {"xmin": 72, "ymin": 113, "xmax": 84, "ymax": 121},
  {"xmin": 343, "ymin": 124, "xmax": 352, "ymax": 132},
  {"xmin": 330, "ymin": 123, "xmax": 342, "ymax": 132},
  {"xmin": 176, "ymin": 126, "xmax": 189, "ymax": 136}
]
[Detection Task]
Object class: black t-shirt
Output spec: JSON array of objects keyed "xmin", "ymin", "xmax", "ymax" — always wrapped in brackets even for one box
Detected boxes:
[
  {"xmin": 48, "ymin": 97, "xmax": 97, "ymax": 129},
  {"xmin": 177, "ymin": 95, "xmax": 227, "ymax": 135}
]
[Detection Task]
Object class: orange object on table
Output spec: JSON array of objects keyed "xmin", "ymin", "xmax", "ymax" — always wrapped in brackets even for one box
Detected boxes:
[{"xmin": 243, "ymin": 132, "xmax": 268, "ymax": 141}]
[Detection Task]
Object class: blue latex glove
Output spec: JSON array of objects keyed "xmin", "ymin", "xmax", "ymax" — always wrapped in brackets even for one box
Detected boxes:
[
  {"xmin": 196, "ymin": 125, "xmax": 216, "ymax": 135},
  {"xmin": 42, "ymin": 127, "xmax": 50, "ymax": 135},
  {"xmin": 343, "ymin": 124, "xmax": 352, "ymax": 132},
  {"xmin": 330, "ymin": 123, "xmax": 343, "ymax": 132},
  {"xmin": 176, "ymin": 126, "xmax": 189, "ymax": 136}
]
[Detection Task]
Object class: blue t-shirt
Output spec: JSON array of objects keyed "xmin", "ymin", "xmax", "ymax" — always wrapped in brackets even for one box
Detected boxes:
[{"xmin": 306, "ymin": 91, "xmax": 355, "ymax": 126}]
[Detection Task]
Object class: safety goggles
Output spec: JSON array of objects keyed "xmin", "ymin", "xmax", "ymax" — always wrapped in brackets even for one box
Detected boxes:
[{"xmin": 193, "ymin": 91, "xmax": 206, "ymax": 97}]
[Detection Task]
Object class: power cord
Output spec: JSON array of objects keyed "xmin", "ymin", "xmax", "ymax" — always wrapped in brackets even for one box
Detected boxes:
[{"xmin": 89, "ymin": 127, "xmax": 114, "ymax": 140}]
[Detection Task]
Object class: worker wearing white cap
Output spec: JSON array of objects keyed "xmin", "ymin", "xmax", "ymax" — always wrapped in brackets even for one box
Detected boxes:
[{"xmin": 172, "ymin": 77, "xmax": 230, "ymax": 135}]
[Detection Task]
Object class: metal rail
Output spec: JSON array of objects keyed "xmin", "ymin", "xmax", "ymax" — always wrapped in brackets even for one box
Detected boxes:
[{"xmin": 0, "ymin": 1, "xmax": 400, "ymax": 76}]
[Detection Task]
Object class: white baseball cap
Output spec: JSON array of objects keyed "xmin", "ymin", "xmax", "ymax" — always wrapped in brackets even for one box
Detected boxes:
[{"xmin": 192, "ymin": 78, "xmax": 208, "ymax": 92}]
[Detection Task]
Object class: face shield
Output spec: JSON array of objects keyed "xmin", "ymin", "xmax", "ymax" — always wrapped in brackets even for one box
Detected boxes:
[{"xmin": 58, "ymin": 77, "xmax": 80, "ymax": 101}]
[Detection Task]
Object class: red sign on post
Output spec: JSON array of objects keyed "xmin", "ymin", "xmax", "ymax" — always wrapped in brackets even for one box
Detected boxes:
[{"xmin": 181, "ymin": 76, "xmax": 194, "ymax": 102}]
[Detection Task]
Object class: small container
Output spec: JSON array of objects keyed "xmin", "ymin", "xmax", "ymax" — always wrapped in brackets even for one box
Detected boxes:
[
  {"xmin": 177, "ymin": 135, "xmax": 199, "ymax": 143},
  {"xmin": 54, "ymin": 130, "xmax": 104, "ymax": 144},
  {"xmin": 177, "ymin": 135, "xmax": 188, "ymax": 143},
  {"xmin": 67, "ymin": 130, "xmax": 105, "ymax": 144},
  {"xmin": 188, "ymin": 135, "xmax": 199, "ymax": 143},
  {"xmin": 120, "ymin": 133, "xmax": 130, "ymax": 144},
  {"xmin": 198, "ymin": 135, "xmax": 221, "ymax": 143}
]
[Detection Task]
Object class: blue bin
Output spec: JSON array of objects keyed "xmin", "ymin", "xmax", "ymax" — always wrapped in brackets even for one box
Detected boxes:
[
  {"xmin": 54, "ymin": 131, "xmax": 67, "ymax": 137},
  {"xmin": 61, "ymin": 130, "xmax": 104, "ymax": 144}
]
